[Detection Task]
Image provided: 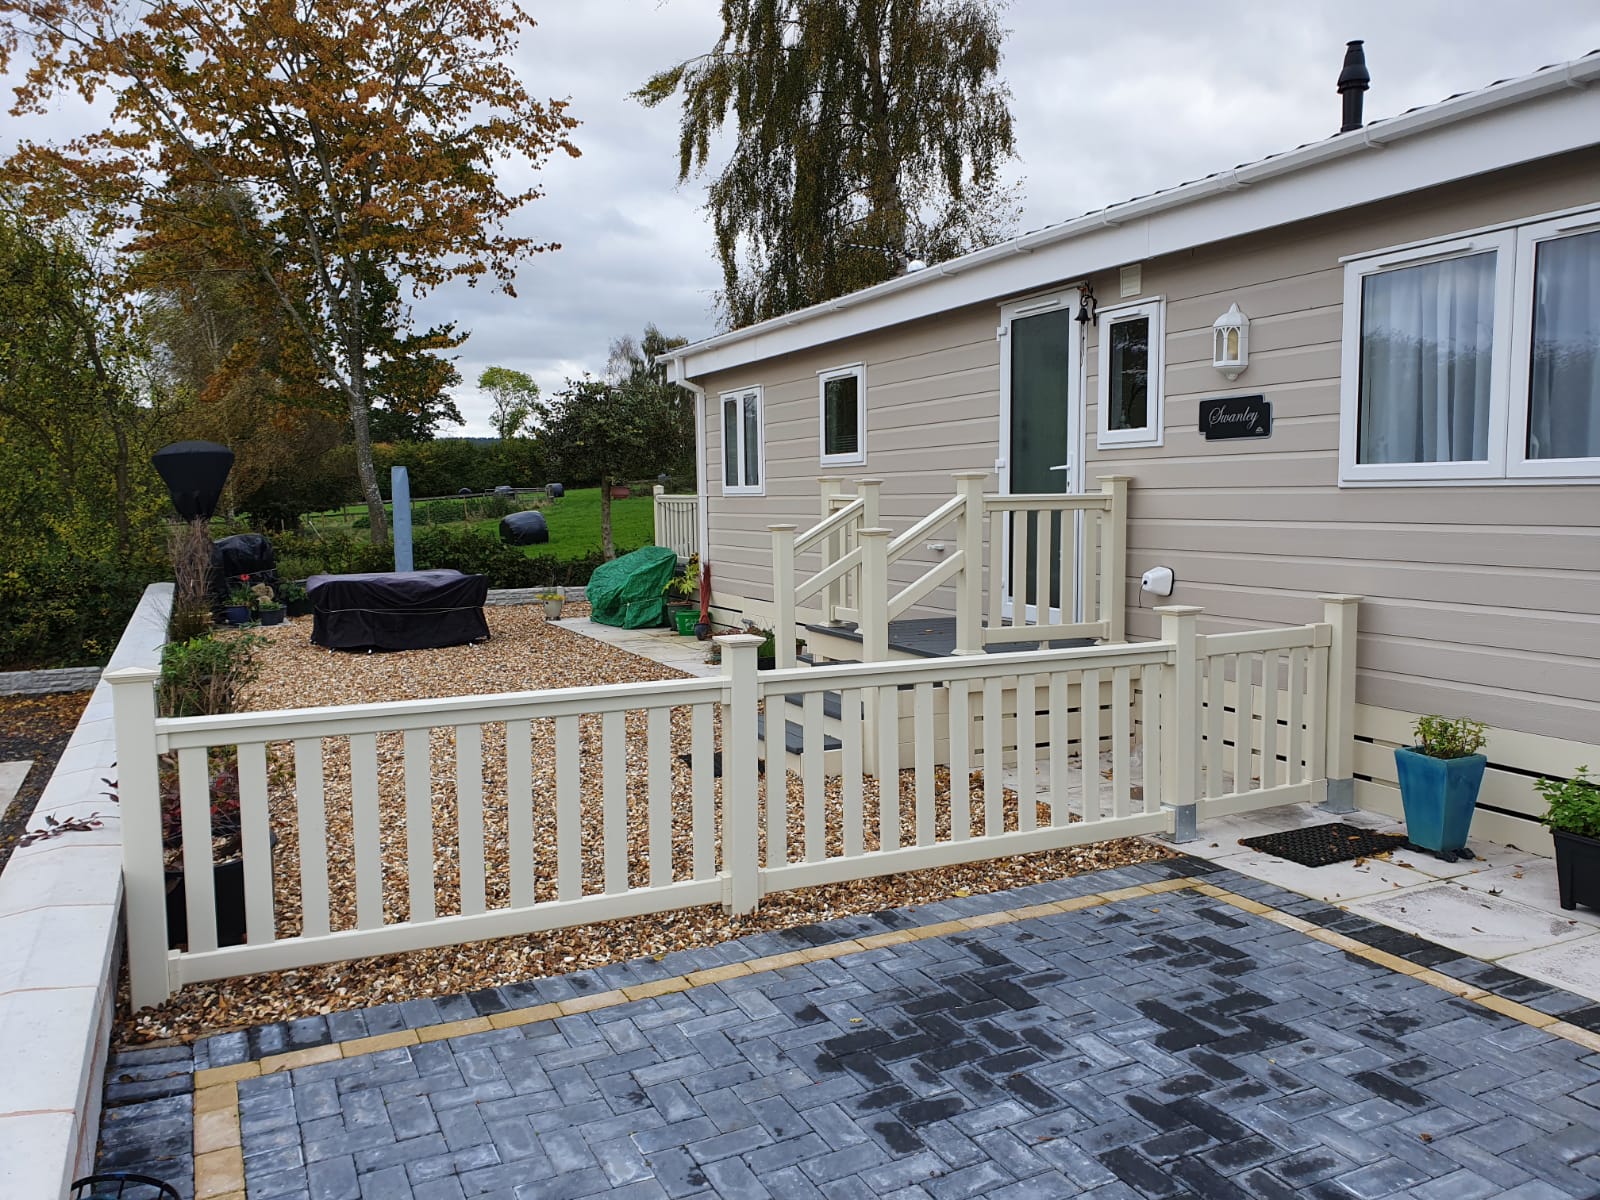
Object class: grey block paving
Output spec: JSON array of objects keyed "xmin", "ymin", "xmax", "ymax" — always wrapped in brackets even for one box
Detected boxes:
[{"xmin": 97, "ymin": 859, "xmax": 1600, "ymax": 1198}]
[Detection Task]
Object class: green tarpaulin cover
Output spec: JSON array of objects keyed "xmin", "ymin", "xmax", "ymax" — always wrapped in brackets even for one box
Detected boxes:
[{"xmin": 586, "ymin": 545, "xmax": 679, "ymax": 629}]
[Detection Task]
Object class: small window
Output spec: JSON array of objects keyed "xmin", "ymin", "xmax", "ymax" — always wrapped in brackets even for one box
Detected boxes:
[
  {"xmin": 1096, "ymin": 300, "xmax": 1164, "ymax": 448},
  {"xmin": 720, "ymin": 387, "xmax": 764, "ymax": 495},
  {"xmin": 818, "ymin": 364, "xmax": 866, "ymax": 466}
]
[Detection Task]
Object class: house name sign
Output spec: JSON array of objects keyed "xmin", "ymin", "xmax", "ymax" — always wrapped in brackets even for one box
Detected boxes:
[{"xmin": 1199, "ymin": 395, "xmax": 1272, "ymax": 440}]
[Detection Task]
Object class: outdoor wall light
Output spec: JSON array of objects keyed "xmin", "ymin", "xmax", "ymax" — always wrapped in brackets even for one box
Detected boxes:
[{"xmin": 1212, "ymin": 302, "xmax": 1249, "ymax": 380}]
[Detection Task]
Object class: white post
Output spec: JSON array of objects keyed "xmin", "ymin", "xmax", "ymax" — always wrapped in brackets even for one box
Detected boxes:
[
  {"xmin": 952, "ymin": 472, "xmax": 988, "ymax": 656},
  {"xmin": 653, "ymin": 484, "xmax": 666, "ymax": 550},
  {"xmin": 109, "ymin": 666, "xmax": 172, "ymax": 1010},
  {"xmin": 1320, "ymin": 594, "xmax": 1361, "ymax": 813},
  {"xmin": 1099, "ymin": 475, "xmax": 1130, "ymax": 645},
  {"xmin": 856, "ymin": 478, "xmax": 882, "ymax": 530},
  {"xmin": 858, "ymin": 528, "xmax": 891, "ymax": 664},
  {"xmin": 1156, "ymin": 606, "xmax": 1202, "ymax": 842},
  {"xmin": 719, "ymin": 634, "xmax": 765, "ymax": 915},
  {"xmin": 770, "ymin": 524, "xmax": 798, "ymax": 669},
  {"xmin": 819, "ymin": 477, "xmax": 845, "ymax": 625}
]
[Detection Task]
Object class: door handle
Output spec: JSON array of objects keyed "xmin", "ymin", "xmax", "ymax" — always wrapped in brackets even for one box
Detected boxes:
[{"xmin": 1048, "ymin": 463, "xmax": 1071, "ymax": 471}]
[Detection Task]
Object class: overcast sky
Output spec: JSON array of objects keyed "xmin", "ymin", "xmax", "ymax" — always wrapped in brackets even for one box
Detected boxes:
[{"xmin": 9, "ymin": 2, "xmax": 1600, "ymax": 435}]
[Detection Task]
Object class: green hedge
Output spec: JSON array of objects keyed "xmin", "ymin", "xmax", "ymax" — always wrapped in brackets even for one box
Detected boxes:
[
  {"xmin": 274, "ymin": 527, "xmax": 626, "ymax": 590},
  {"xmin": 0, "ymin": 553, "xmax": 165, "ymax": 669}
]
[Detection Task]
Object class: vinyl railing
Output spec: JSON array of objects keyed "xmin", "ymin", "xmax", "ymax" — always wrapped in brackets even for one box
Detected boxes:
[
  {"xmin": 109, "ymin": 599, "xmax": 1356, "ymax": 1009},
  {"xmin": 772, "ymin": 472, "xmax": 1129, "ymax": 664},
  {"xmin": 652, "ymin": 486, "xmax": 699, "ymax": 559}
]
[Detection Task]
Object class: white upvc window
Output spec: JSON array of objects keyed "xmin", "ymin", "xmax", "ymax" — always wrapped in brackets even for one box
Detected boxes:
[
  {"xmin": 1339, "ymin": 205, "xmax": 1600, "ymax": 485},
  {"xmin": 818, "ymin": 363, "xmax": 866, "ymax": 467},
  {"xmin": 719, "ymin": 386, "xmax": 765, "ymax": 496},
  {"xmin": 1096, "ymin": 299, "xmax": 1164, "ymax": 449}
]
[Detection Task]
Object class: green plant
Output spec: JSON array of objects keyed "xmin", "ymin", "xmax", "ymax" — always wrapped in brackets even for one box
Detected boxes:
[
  {"xmin": 225, "ymin": 583, "xmax": 255, "ymax": 609},
  {"xmin": 278, "ymin": 579, "xmax": 307, "ymax": 605},
  {"xmin": 160, "ymin": 633, "xmax": 262, "ymax": 718},
  {"xmin": 537, "ymin": 590, "xmax": 563, "ymax": 602},
  {"xmin": 1411, "ymin": 715, "xmax": 1488, "ymax": 760},
  {"xmin": 1536, "ymin": 766, "xmax": 1600, "ymax": 839},
  {"xmin": 663, "ymin": 554, "xmax": 699, "ymax": 601},
  {"xmin": 742, "ymin": 620, "xmax": 776, "ymax": 658}
]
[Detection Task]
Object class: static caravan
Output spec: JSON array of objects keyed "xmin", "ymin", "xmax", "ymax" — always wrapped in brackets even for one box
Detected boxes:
[{"xmin": 666, "ymin": 49, "xmax": 1600, "ymax": 853}]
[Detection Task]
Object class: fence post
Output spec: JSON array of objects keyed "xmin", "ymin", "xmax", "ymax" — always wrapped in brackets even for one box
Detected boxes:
[
  {"xmin": 1098, "ymin": 475, "xmax": 1131, "ymax": 645},
  {"xmin": 653, "ymin": 485, "xmax": 666, "ymax": 551},
  {"xmin": 770, "ymin": 524, "xmax": 798, "ymax": 669},
  {"xmin": 719, "ymin": 634, "xmax": 765, "ymax": 915},
  {"xmin": 858, "ymin": 528, "xmax": 891, "ymax": 664},
  {"xmin": 1156, "ymin": 606, "xmax": 1202, "ymax": 842},
  {"xmin": 1319, "ymin": 595, "xmax": 1361, "ymax": 814},
  {"xmin": 819, "ymin": 477, "xmax": 845, "ymax": 624},
  {"xmin": 952, "ymin": 472, "xmax": 988, "ymax": 655},
  {"xmin": 856, "ymin": 478, "xmax": 882, "ymax": 530},
  {"xmin": 109, "ymin": 665, "xmax": 172, "ymax": 1010}
]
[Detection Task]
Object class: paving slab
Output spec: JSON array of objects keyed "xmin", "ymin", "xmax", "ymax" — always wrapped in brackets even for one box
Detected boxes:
[
  {"xmin": 1500, "ymin": 932, "xmax": 1600, "ymax": 997},
  {"xmin": 1345, "ymin": 881, "xmax": 1595, "ymax": 960},
  {"xmin": 0, "ymin": 759, "xmax": 31, "ymax": 812},
  {"xmin": 97, "ymin": 860, "xmax": 1600, "ymax": 1199}
]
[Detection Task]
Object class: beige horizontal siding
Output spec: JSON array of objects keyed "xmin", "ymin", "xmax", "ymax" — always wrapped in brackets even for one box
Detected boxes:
[{"xmin": 694, "ymin": 147, "xmax": 1600, "ymax": 747}]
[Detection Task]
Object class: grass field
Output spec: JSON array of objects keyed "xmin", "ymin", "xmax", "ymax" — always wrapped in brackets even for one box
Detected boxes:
[{"xmin": 303, "ymin": 487, "xmax": 657, "ymax": 562}]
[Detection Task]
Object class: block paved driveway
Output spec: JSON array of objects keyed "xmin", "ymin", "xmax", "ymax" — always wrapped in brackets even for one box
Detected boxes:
[{"xmin": 105, "ymin": 861, "xmax": 1600, "ymax": 1198}]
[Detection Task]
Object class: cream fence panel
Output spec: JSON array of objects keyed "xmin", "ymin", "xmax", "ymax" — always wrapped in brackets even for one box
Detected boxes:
[
  {"xmin": 109, "ymin": 601, "xmax": 1355, "ymax": 1010},
  {"xmin": 652, "ymin": 487, "xmax": 700, "ymax": 559}
]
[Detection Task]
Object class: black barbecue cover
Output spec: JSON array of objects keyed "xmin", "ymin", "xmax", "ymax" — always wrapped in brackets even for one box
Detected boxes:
[
  {"xmin": 307, "ymin": 570, "xmax": 490, "ymax": 651},
  {"xmin": 213, "ymin": 533, "xmax": 276, "ymax": 577}
]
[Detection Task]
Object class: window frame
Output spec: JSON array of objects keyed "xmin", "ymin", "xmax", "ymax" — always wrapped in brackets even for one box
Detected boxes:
[
  {"xmin": 1506, "ymin": 212, "xmax": 1600, "ymax": 480},
  {"xmin": 1095, "ymin": 298, "xmax": 1165, "ymax": 449},
  {"xmin": 719, "ymin": 386, "xmax": 765, "ymax": 496},
  {"xmin": 817, "ymin": 363, "xmax": 867, "ymax": 467},
  {"xmin": 1338, "ymin": 204, "xmax": 1600, "ymax": 487}
]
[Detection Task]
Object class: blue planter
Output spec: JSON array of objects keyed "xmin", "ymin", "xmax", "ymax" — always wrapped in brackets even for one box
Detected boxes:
[{"xmin": 1394, "ymin": 746, "xmax": 1486, "ymax": 854}]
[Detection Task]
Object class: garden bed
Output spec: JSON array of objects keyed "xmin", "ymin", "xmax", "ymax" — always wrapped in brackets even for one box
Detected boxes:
[
  {"xmin": 0, "ymin": 690, "xmax": 94, "ymax": 878},
  {"xmin": 117, "ymin": 607, "xmax": 1170, "ymax": 1044}
]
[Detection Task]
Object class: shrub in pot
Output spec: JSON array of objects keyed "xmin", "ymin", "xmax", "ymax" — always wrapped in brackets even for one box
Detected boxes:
[
  {"xmin": 279, "ymin": 579, "xmax": 312, "ymax": 618},
  {"xmin": 1536, "ymin": 766, "xmax": 1600, "ymax": 912},
  {"xmin": 257, "ymin": 601, "xmax": 285, "ymax": 626},
  {"xmin": 539, "ymin": 590, "xmax": 564, "ymax": 620},
  {"xmin": 223, "ymin": 582, "xmax": 253, "ymax": 625},
  {"xmin": 1395, "ymin": 715, "xmax": 1487, "ymax": 860}
]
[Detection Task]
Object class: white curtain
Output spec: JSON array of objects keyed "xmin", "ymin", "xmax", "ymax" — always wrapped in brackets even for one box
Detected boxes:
[
  {"xmin": 1529, "ymin": 230, "xmax": 1600, "ymax": 460},
  {"xmin": 1358, "ymin": 252, "xmax": 1496, "ymax": 464}
]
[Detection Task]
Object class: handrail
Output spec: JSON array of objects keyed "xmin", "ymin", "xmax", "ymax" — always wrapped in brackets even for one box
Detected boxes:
[
  {"xmin": 887, "ymin": 549, "xmax": 965, "ymax": 620},
  {"xmin": 983, "ymin": 492, "xmax": 1112, "ymax": 511},
  {"xmin": 886, "ymin": 493, "xmax": 966, "ymax": 564},
  {"xmin": 794, "ymin": 543, "xmax": 865, "ymax": 605},
  {"xmin": 794, "ymin": 495, "xmax": 864, "ymax": 555}
]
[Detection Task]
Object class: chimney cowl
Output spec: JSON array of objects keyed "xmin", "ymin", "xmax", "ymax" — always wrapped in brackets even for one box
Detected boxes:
[{"xmin": 1338, "ymin": 40, "xmax": 1370, "ymax": 133}]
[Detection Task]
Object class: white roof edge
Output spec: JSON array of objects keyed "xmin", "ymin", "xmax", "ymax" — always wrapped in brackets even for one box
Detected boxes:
[{"xmin": 673, "ymin": 49, "xmax": 1600, "ymax": 380}]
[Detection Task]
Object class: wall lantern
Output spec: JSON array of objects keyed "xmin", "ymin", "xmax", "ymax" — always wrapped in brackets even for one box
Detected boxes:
[{"xmin": 1212, "ymin": 303, "xmax": 1249, "ymax": 380}]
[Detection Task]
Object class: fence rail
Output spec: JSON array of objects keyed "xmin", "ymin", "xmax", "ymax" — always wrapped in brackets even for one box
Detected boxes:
[
  {"xmin": 110, "ymin": 600, "xmax": 1357, "ymax": 1010},
  {"xmin": 652, "ymin": 486, "xmax": 699, "ymax": 559}
]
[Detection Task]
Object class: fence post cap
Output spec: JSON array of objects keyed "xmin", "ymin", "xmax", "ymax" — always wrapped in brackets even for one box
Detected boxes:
[
  {"xmin": 857, "ymin": 527, "xmax": 892, "ymax": 538},
  {"xmin": 714, "ymin": 634, "xmax": 767, "ymax": 648},
  {"xmin": 105, "ymin": 666, "xmax": 162, "ymax": 684},
  {"xmin": 950, "ymin": 470, "xmax": 990, "ymax": 480},
  {"xmin": 853, "ymin": 478, "xmax": 885, "ymax": 486},
  {"xmin": 768, "ymin": 523, "xmax": 799, "ymax": 532},
  {"xmin": 1151, "ymin": 605, "xmax": 1204, "ymax": 617},
  {"xmin": 1096, "ymin": 473, "xmax": 1134, "ymax": 482},
  {"xmin": 1318, "ymin": 594, "xmax": 1362, "ymax": 605}
]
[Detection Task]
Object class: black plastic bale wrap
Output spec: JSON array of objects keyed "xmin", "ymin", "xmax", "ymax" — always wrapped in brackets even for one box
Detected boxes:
[
  {"xmin": 211, "ymin": 533, "xmax": 277, "ymax": 602},
  {"xmin": 307, "ymin": 569, "xmax": 490, "ymax": 651},
  {"xmin": 499, "ymin": 510, "xmax": 549, "ymax": 545}
]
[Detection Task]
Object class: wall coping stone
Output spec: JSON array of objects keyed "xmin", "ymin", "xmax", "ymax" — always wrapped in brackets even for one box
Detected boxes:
[
  {"xmin": 0, "ymin": 665, "xmax": 104, "ymax": 697},
  {"xmin": 0, "ymin": 583, "xmax": 172, "ymax": 1200}
]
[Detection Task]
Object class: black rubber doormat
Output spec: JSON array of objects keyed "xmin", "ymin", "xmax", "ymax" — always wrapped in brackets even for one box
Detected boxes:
[{"xmin": 1238, "ymin": 822, "xmax": 1408, "ymax": 867}]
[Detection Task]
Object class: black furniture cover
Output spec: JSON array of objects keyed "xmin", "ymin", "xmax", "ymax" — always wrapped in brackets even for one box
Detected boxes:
[{"xmin": 308, "ymin": 570, "xmax": 490, "ymax": 651}]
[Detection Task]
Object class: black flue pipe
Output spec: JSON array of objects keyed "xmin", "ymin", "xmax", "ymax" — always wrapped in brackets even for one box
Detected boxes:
[{"xmin": 1338, "ymin": 40, "xmax": 1370, "ymax": 133}]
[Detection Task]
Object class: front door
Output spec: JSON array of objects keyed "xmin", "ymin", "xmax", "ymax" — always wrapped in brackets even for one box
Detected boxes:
[{"xmin": 998, "ymin": 291, "xmax": 1083, "ymax": 620}]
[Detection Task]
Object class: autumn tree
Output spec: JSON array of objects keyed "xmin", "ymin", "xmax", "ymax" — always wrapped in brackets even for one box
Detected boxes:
[
  {"xmin": 478, "ymin": 366, "xmax": 542, "ymax": 442},
  {"xmin": 1, "ymin": 0, "xmax": 580, "ymax": 544},
  {"xmin": 636, "ymin": 0, "xmax": 1019, "ymax": 328}
]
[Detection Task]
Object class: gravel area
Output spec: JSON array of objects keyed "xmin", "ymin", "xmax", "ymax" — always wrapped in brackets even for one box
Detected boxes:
[
  {"xmin": 117, "ymin": 606, "xmax": 1170, "ymax": 1045},
  {"xmin": 0, "ymin": 690, "xmax": 94, "ymax": 878}
]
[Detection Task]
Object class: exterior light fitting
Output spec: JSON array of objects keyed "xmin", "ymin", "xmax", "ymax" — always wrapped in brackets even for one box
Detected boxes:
[{"xmin": 1212, "ymin": 302, "xmax": 1249, "ymax": 380}]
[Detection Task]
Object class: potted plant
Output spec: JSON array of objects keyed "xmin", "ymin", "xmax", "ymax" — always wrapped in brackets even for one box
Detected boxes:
[
  {"xmin": 663, "ymin": 555, "xmax": 699, "ymax": 634},
  {"xmin": 280, "ymin": 579, "xmax": 312, "ymax": 618},
  {"xmin": 1395, "ymin": 715, "xmax": 1488, "ymax": 860},
  {"xmin": 223, "ymin": 582, "xmax": 253, "ymax": 626},
  {"xmin": 743, "ymin": 621, "xmax": 778, "ymax": 670},
  {"xmin": 1536, "ymin": 766, "xmax": 1600, "ymax": 911},
  {"xmin": 257, "ymin": 598, "xmax": 286, "ymax": 626},
  {"xmin": 539, "ymin": 590, "xmax": 564, "ymax": 620}
]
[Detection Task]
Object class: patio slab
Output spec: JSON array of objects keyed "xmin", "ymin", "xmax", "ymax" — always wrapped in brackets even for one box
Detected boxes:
[
  {"xmin": 0, "ymin": 759, "xmax": 30, "ymax": 811},
  {"xmin": 98, "ymin": 859, "xmax": 1600, "ymax": 1199}
]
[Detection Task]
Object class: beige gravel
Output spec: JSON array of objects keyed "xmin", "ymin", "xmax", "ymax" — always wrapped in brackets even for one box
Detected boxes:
[{"xmin": 117, "ymin": 605, "xmax": 1170, "ymax": 1045}]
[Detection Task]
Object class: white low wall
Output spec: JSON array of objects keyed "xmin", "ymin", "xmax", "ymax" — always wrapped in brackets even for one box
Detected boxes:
[{"xmin": 0, "ymin": 583, "xmax": 172, "ymax": 1200}]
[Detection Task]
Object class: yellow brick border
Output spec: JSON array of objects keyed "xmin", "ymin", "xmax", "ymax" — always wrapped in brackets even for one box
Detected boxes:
[{"xmin": 186, "ymin": 875, "xmax": 1600, "ymax": 1198}]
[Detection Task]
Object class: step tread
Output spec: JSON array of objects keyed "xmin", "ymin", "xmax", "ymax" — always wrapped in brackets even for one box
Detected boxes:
[{"xmin": 755, "ymin": 712, "xmax": 843, "ymax": 755}]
